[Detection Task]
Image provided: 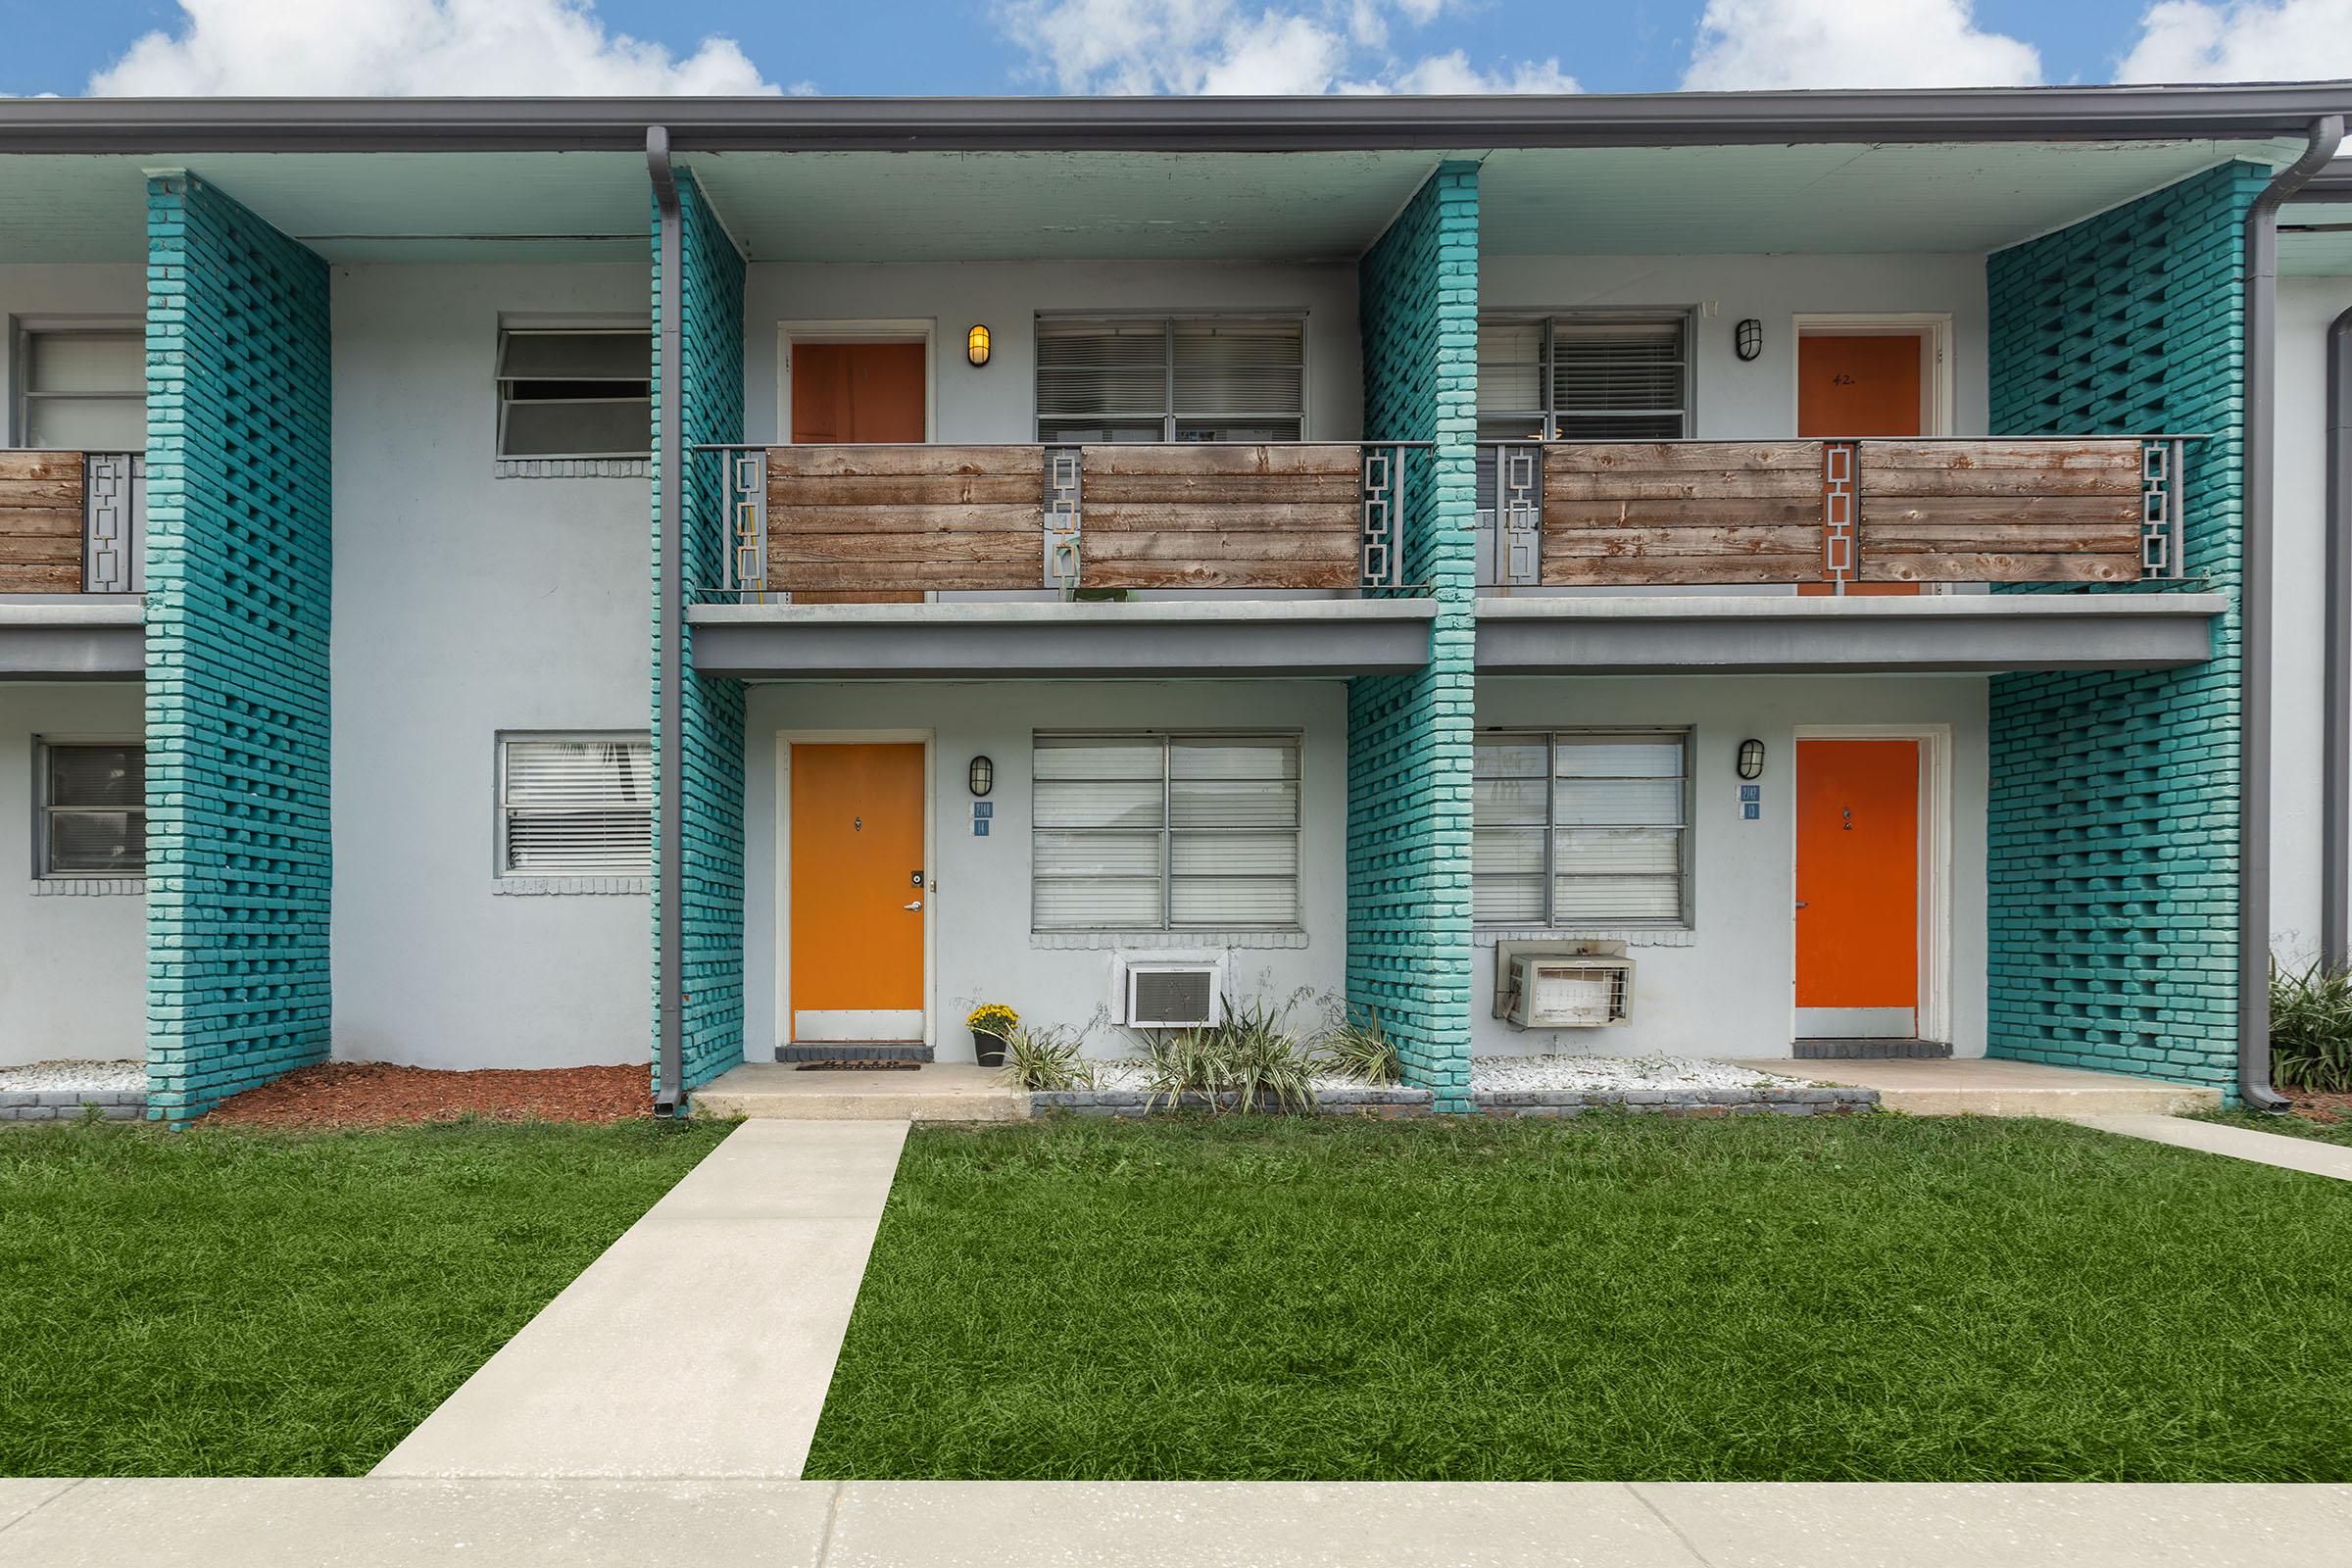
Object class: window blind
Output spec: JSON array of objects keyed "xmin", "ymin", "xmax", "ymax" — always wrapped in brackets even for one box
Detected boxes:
[
  {"xmin": 20, "ymin": 330, "xmax": 146, "ymax": 451},
  {"xmin": 1036, "ymin": 317, "xmax": 1303, "ymax": 444},
  {"xmin": 499, "ymin": 736, "xmax": 652, "ymax": 875},
  {"xmin": 1473, "ymin": 732, "xmax": 1689, "ymax": 926},
  {"xmin": 39, "ymin": 741, "xmax": 145, "ymax": 877},
  {"xmin": 1032, "ymin": 733, "xmax": 1301, "ymax": 930},
  {"xmin": 495, "ymin": 328, "xmax": 652, "ymax": 460},
  {"xmin": 1475, "ymin": 315, "xmax": 1690, "ymax": 440}
]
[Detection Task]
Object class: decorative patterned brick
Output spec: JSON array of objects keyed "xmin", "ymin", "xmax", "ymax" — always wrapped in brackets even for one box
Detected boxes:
[
  {"xmin": 142, "ymin": 172, "xmax": 333, "ymax": 1125},
  {"xmin": 1349, "ymin": 164, "xmax": 1479, "ymax": 1111},
  {"xmin": 650, "ymin": 172, "xmax": 750, "ymax": 1097},
  {"xmin": 1985, "ymin": 162, "xmax": 2266, "ymax": 1100}
]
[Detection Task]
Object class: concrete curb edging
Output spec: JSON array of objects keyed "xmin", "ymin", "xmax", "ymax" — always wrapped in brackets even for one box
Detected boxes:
[
  {"xmin": 1027, "ymin": 1085, "xmax": 1881, "ymax": 1118},
  {"xmin": 0, "ymin": 1090, "xmax": 146, "ymax": 1122}
]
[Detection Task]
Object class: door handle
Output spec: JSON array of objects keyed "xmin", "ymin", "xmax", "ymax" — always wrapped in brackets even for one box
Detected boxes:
[
  {"xmin": 1793, "ymin": 901, "xmax": 1809, "ymax": 909},
  {"xmin": 903, "ymin": 901, "xmax": 923, "ymax": 911}
]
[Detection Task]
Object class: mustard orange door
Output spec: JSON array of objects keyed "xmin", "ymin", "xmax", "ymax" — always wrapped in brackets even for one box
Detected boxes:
[
  {"xmin": 1794, "ymin": 739, "xmax": 1920, "ymax": 1039},
  {"xmin": 1798, "ymin": 332, "xmax": 1926, "ymax": 597},
  {"xmin": 790, "ymin": 743, "xmax": 925, "ymax": 1044}
]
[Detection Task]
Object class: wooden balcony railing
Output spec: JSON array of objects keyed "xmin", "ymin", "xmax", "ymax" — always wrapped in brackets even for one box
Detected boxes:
[
  {"xmin": 701, "ymin": 443, "xmax": 1423, "ymax": 599},
  {"xmin": 0, "ymin": 451, "xmax": 144, "ymax": 594},
  {"xmin": 1478, "ymin": 437, "xmax": 2192, "ymax": 589}
]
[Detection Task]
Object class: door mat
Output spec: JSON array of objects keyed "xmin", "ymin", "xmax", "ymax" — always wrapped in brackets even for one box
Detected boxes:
[{"xmin": 794, "ymin": 1059, "xmax": 923, "ymax": 1072}]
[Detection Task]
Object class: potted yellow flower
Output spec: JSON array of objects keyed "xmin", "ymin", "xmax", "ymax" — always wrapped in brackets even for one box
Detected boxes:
[{"xmin": 967, "ymin": 1003, "xmax": 1018, "ymax": 1067}]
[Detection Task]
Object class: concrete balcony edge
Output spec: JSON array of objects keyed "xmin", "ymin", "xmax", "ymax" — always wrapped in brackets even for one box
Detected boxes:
[
  {"xmin": 0, "ymin": 600, "xmax": 145, "ymax": 680},
  {"xmin": 687, "ymin": 598, "xmax": 1438, "ymax": 680},
  {"xmin": 1474, "ymin": 591, "xmax": 2228, "ymax": 674}
]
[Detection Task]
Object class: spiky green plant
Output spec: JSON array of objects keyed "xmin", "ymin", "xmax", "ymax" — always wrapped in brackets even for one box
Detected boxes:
[
  {"xmin": 2271, "ymin": 956, "xmax": 2352, "ymax": 1093},
  {"xmin": 1317, "ymin": 1008, "xmax": 1402, "ymax": 1086},
  {"xmin": 1138, "ymin": 998, "xmax": 1317, "ymax": 1114},
  {"xmin": 999, "ymin": 1023, "xmax": 1095, "ymax": 1093}
]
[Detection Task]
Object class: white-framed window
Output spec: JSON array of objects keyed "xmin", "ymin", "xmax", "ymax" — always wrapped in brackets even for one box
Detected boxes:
[
  {"xmin": 1032, "ymin": 732, "xmax": 1301, "ymax": 931},
  {"xmin": 494, "ymin": 326, "xmax": 651, "ymax": 460},
  {"xmin": 1477, "ymin": 313, "xmax": 1691, "ymax": 442},
  {"xmin": 15, "ymin": 325, "xmax": 146, "ymax": 451},
  {"xmin": 1473, "ymin": 730, "xmax": 1690, "ymax": 927},
  {"xmin": 1035, "ymin": 315, "xmax": 1304, "ymax": 443},
  {"xmin": 36, "ymin": 739, "xmax": 145, "ymax": 878},
  {"xmin": 496, "ymin": 733, "xmax": 652, "ymax": 876}
]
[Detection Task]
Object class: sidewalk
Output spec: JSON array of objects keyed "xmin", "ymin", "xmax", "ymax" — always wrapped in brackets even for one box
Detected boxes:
[
  {"xmin": 4, "ymin": 1479, "xmax": 2346, "ymax": 1566},
  {"xmin": 2070, "ymin": 1113, "xmax": 2352, "ymax": 1182},
  {"xmin": 372, "ymin": 1119, "xmax": 907, "ymax": 1479}
]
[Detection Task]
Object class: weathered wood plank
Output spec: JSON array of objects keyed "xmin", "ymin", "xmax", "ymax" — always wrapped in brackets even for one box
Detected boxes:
[
  {"xmin": 766, "ymin": 444, "xmax": 1045, "ymax": 479},
  {"xmin": 1857, "ymin": 468, "xmax": 2143, "ymax": 498},
  {"xmin": 770, "ymin": 531, "xmax": 1039, "ymax": 565},
  {"xmin": 0, "ymin": 564, "xmax": 82, "ymax": 592},
  {"xmin": 0, "ymin": 452, "xmax": 85, "ymax": 484},
  {"xmin": 1079, "ymin": 474, "xmax": 1361, "ymax": 506},
  {"xmin": 1861, "ymin": 522, "xmax": 2142, "ymax": 553},
  {"xmin": 1545, "ymin": 441, "xmax": 1824, "ymax": 472},
  {"xmin": 765, "ymin": 473, "xmax": 1045, "ymax": 507},
  {"xmin": 773, "ymin": 560, "xmax": 1039, "ymax": 591},
  {"xmin": 0, "ymin": 535, "xmax": 83, "ymax": 565},
  {"xmin": 1081, "ymin": 530, "xmax": 1358, "ymax": 564},
  {"xmin": 0, "ymin": 506, "xmax": 82, "ymax": 537},
  {"xmin": 1545, "ymin": 469, "xmax": 1825, "ymax": 502},
  {"xmin": 1862, "ymin": 552, "xmax": 2138, "ymax": 583},
  {"xmin": 789, "ymin": 590, "xmax": 928, "ymax": 605},
  {"xmin": 1545, "ymin": 498, "xmax": 1823, "ymax": 527},
  {"xmin": 767, "ymin": 503, "xmax": 1042, "ymax": 533},
  {"xmin": 1858, "ymin": 495, "xmax": 2142, "ymax": 525},
  {"xmin": 1083, "ymin": 502, "xmax": 1361, "ymax": 532},
  {"xmin": 1543, "ymin": 556, "xmax": 1822, "ymax": 587},
  {"xmin": 0, "ymin": 479, "xmax": 86, "ymax": 511},
  {"xmin": 1857, "ymin": 439, "xmax": 2143, "ymax": 471},
  {"xmin": 1544, "ymin": 525, "xmax": 1824, "ymax": 559},
  {"xmin": 1078, "ymin": 444, "xmax": 1360, "ymax": 477},
  {"xmin": 1084, "ymin": 559, "xmax": 1361, "ymax": 590}
]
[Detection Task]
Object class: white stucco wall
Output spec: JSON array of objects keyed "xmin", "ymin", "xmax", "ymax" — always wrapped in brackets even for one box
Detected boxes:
[
  {"xmin": 329, "ymin": 263, "xmax": 653, "ymax": 1069},
  {"xmin": 743, "ymin": 261, "xmax": 1363, "ymax": 446},
  {"xmin": 0, "ymin": 684, "xmax": 146, "ymax": 1064},
  {"xmin": 741, "ymin": 680, "xmax": 1350, "ymax": 1061},
  {"xmin": 2269, "ymin": 276, "xmax": 2352, "ymax": 964},
  {"xmin": 1471, "ymin": 674, "xmax": 1990, "ymax": 1059}
]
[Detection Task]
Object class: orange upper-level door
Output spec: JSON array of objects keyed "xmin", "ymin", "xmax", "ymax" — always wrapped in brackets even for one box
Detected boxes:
[
  {"xmin": 1798, "ymin": 332, "xmax": 1926, "ymax": 597},
  {"xmin": 790, "ymin": 342, "xmax": 926, "ymax": 444},
  {"xmin": 1794, "ymin": 739, "xmax": 1920, "ymax": 1015},
  {"xmin": 790, "ymin": 743, "xmax": 925, "ymax": 1035}
]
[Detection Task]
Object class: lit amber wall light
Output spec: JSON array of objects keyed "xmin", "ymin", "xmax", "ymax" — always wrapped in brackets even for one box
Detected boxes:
[{"xmin": 965, "ymin": 324, "xmax": 992, "ymax": 368}]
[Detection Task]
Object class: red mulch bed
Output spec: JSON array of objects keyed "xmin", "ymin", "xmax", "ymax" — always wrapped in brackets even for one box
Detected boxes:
[
  {"xmin": 203, "ymin": 1061, "xmax": 654, "ymax": 1128},
  {"xmin": 2283, "ymin": 1089, "xmax": 2351, "ymax": 1126}
]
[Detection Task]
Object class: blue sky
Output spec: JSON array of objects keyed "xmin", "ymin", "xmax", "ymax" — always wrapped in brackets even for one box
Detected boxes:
[{"xmin": 0, "ymin": 1, "xmax": 2334, "ymax": 100}]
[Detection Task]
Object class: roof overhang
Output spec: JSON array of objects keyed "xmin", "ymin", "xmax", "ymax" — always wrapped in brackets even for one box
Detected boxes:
[
  {"xmin": 0, "ymin": 603, "xmax": 144, "ymax": 680},
  {"xmin": 688, "ymin": 599, "xmax": 1434, "ymax": 680},
  {"xmin": 1473, "ymin": 593, "xmax": 2225, "ymax": 676},
  {"xmin": 1, "ymin": 84, "xmax": 2347, "ymax": 154}
]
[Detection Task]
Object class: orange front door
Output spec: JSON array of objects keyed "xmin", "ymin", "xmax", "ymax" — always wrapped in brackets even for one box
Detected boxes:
[
  {"xmin": 790, "ymin": 342, "xmax": 926, "ymax": 444},
  {"xmin": 1798, "ymin": 332, "xmax": 1926, "ymax": 597},
  {"xmin": 789, "ymin": 743, "xmax": 925, "ymax": 1044},
  {"xmin": 1794, "ymin": 739, "xmax": 1920, "ymax": 1037}
]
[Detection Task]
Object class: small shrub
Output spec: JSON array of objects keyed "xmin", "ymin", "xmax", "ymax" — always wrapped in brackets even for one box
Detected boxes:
[
  {"xmin": 1000, "ymin": 1023, "xmax": 1094, "ymax": 1093},
  {"xmin": 1139, "ymin": 998, "xmax": 1316, "ymax": 1114},
  {"xmin": 2272, "ymin": 956, "xmax": 2352, "ymax": 1093},
  {"xmin": 1317, "ymin": 1009, "xmax": 1401, "ymax": 1085}
]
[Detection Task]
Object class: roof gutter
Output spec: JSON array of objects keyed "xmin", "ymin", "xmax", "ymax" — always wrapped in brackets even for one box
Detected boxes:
[
  {"xmin": 1, "ymin": 83, "xmax": 2348, "ymax": 154},
  {"xmin": 649, "ymin": 124, "xmax": 685, "ymax": 1119},
  {"xmin": 2326, "ymin": 304, "xmax": 2352, "ymax": 973},
  {"xmin": 2242, "ymin": 114, "xmax": 2344, "ymax": 1113}
]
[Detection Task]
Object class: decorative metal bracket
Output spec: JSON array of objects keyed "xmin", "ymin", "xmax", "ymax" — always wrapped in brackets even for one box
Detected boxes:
[
  {"xmin": 1360, "ymin": 444, "xmax": 1400, "ymax": 588},
  {"xmin": 1498, "ymin": 443, "xmax": 1542, "ymax": 587},
  {"xmin": 2141, "ymin": 438, "xmax": 2184, "ymax": 579},
  {"xmin": 81, "ymin": 453, "xmax": 143, "ymax": 595},
  {"xmin": 723, "ymin": 450, "xmax": 768, "ymax": 596},
  {"xmin": 1045, "ymin": 447, "xmax": 1082, "ymax": 591},
  {"xmin": 1822, "ymin": 440, "xmax": 1857, "ymax": 589}
]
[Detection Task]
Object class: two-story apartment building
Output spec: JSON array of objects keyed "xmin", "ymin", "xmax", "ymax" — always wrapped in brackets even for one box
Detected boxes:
[{"xmin": 1, "ymin": 84, "xmax": 2343, "ymax": 1119}]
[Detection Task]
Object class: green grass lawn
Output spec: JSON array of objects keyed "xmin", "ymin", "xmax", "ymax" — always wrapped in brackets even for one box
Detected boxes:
[
  {"xmin": 0, "ymin": 1117, "xmax": 727, "ymax": 1476},
  {"xmin": 2191, "ymin": 1108, "xmax": 2352, "ymax": 1148},
  {"xmin": 805, "ymin": 1114, "xmax": 2352, "ymax": 1483}
]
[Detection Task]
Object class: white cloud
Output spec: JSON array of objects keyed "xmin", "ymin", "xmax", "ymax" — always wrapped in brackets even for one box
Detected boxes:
[
  {"xmin": 996, "ymin": 0, "xmax": 1576, "ymax": 95},
  {"xmin": 87, "ymin": 0, "xmax": 780, "ymax": 96},
  {"xmin": 2116, "ymin": 0, "xmax": 2352, "ymax": 81},
  {"xmin": 1681, "ymin": 0, "xmax": 2041, "ymax": 90}
]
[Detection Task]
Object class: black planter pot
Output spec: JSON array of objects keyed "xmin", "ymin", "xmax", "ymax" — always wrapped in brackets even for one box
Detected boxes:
[{"xmin": 972, "ymin": 1030, "xmax": 1007, "ymax": 1067}]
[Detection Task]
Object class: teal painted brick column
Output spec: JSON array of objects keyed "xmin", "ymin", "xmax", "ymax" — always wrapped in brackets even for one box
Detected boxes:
[
  {"xmin": 1349, "ymin": 163, "xmax": 1479, "ymax": 1111},
  {"xmin": 1985, "ymin": 161, "xmax": 2268, "ymax": 1097},
  {"xmin": 650, "ymin": 172, "xmax": 749, "ymax": 1095},
  {"xmin": 143, "ymin": 172, "xmax": 334, "ymax": 1123}
]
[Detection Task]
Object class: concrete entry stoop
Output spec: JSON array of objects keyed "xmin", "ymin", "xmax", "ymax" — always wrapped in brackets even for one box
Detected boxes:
[
  {"xmin": 692, "ymin": 1062, "xmax": 1030, "ymax": 1122},
  {"xmin": 1728, "ymin": 1056, "xmax": 2224, "ymax": 1117}
]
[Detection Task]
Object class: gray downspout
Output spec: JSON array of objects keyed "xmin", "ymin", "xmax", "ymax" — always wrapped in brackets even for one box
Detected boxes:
[
  {"xmin": 2326, "ymin": 304, "xmax": 2352, "ymax": 970},
  {"xmin": 649, "ymin": 125, "xmax": 684, "ymax": 1117},
  {"xmin": 2242, "ymin": 115, "xmax": 2344, "ymax": 1113}
]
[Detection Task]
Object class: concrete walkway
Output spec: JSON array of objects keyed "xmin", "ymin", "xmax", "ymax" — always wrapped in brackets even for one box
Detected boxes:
[
  {"xmin": 372, "ymin": 1119, "xmax": 906, "ymax": 1479},
  {"xmin": 1728, "ymin": 1056, "xmax": 2223, "ymax": 1117},
  {"xmin": 2071, "ymin": 1113, "xmax": 2352, "ymax": 1182},
  {"xmin": 4, "ymin": 1479, "xmax": 2348, "ymax": 1566}
]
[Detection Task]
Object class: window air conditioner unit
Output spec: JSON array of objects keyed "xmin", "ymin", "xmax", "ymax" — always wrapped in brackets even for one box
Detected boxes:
[
  {"xmin": 1502, "ymin": 955, "xmax": 1634, "ymax": 1029},
  {"xmin": 1124, "ymin": 963, "xmax": 1223, "ymax": 1029}
]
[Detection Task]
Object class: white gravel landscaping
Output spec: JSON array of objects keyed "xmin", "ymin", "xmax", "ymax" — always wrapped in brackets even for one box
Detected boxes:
[
  {"xmin": 1470, "ymin": 1054, "xmax": 1816, "ymax": 1094},
  {"xmin": 0, "ymin": 1058, "xmax": 146, "ymax": 1094}
]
